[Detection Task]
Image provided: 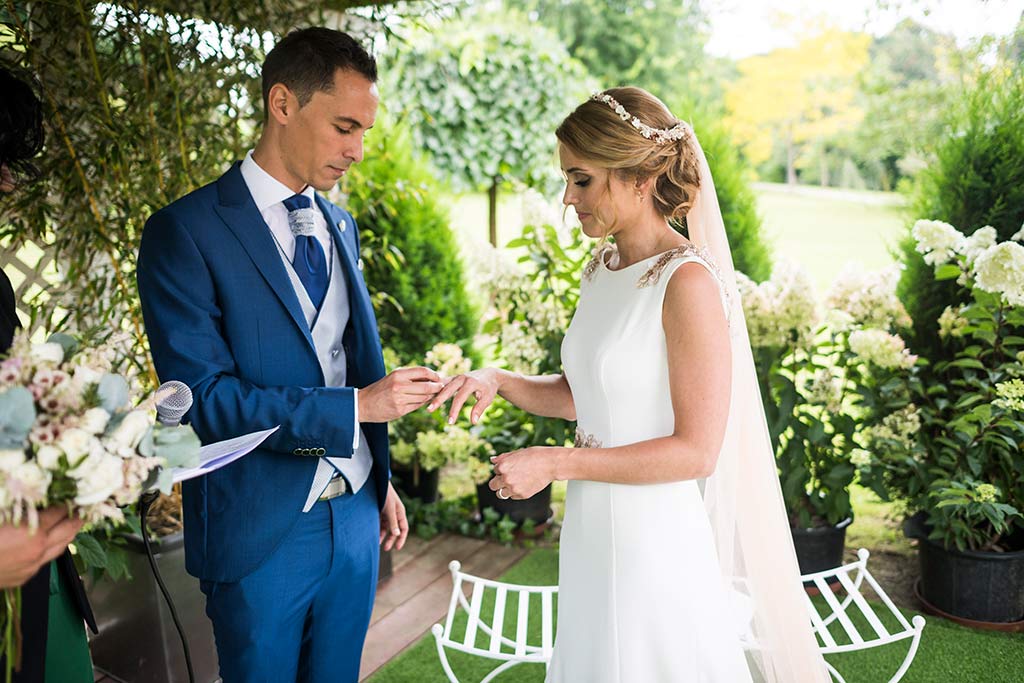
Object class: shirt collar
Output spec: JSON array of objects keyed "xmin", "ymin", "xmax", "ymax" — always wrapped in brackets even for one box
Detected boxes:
[{"xmin": 239, "ymin": 150, "xmax": 317, "ymax": 213}]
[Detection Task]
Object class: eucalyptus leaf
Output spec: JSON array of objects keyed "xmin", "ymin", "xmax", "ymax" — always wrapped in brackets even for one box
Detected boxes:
[{"xmin": 0, "ymin": 387, "xmax": 36, "ymax": 449}]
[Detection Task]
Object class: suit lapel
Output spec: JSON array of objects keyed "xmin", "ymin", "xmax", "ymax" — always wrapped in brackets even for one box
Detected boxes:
[{"xmin": 214, "ymin": 164, "xmax": 315, "ymax": 351}]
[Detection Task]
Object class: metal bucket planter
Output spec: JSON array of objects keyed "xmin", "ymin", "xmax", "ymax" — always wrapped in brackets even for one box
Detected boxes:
[
  {"xmin": 391, "ymin": 462, "xmax": 441, "ymax": 503},
  {"xmin": 87, "ymin": 533, "xmax": 393, "ymax": 683},
  {"xmin": 87, "ymin": 532, "xmax": 219, "ymax": 683},
  {"xmin": 476, "ymin": 482, "xmax": 553, "ymax": 526},
  {"xmin": 791, "ymin": 517, "xmax": 852, "ymax": 590},
  {"xmin": 916, "ymin": 536, "xmax": 1024, "ymax": 625}
]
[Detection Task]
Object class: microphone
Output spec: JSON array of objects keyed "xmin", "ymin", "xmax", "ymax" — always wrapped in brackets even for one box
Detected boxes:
[
  {"xmin": 142, "ymin": 379, "xmax": 197, "ymax": 683},
  {"xmin": 155, "ymin": 380, "xmax": 192, "ymax": 427}
]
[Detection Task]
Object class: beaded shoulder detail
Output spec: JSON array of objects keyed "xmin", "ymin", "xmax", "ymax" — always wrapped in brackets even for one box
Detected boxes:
[
  {"xmin": 638, "ymin": 244, "xmax": 733, "ymax": 323},
  {"xmin": 582, "ymin": 242, "xmax": 616, "ymax": 282},
  {"xmin": 574, "ymin": 427, "xmax": 603, "ymax": 449}
]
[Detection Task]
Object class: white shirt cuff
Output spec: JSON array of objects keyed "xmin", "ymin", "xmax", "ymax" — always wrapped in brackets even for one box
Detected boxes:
[{"xmin": 353, "ymin": 388, "xmax": 360, "ymax": 450}]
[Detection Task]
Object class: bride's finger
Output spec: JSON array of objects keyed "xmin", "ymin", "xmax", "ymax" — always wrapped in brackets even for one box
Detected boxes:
[{"xmin": 427, "ymin": 375, "xmax": 464, "ymax": 411}]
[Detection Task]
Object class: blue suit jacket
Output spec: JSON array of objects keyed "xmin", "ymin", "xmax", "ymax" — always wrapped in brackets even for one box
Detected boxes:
[{"xmin": 137, "ymin": 163, "xmax": 389, "ymax": 583}]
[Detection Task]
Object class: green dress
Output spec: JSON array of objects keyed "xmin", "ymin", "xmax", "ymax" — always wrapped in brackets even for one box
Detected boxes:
[{"xmin": 44, "ymin": 560, "xmax": 93, "ymax": 683}]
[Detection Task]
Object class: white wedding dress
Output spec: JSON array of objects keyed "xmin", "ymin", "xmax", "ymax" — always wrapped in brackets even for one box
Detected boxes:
[{"xmin": 548, "ymin": 243, "xmax": 754, "ymax": 683}]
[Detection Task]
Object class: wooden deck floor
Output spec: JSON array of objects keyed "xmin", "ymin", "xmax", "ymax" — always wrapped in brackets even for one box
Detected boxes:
[{"xmin": 359, "ymin": 533, "xmax": 529, "ymax": 681}]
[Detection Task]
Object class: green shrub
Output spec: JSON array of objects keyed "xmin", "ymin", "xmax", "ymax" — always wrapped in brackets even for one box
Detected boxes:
[
  {"xmin": 897, "ymin": 71, "xmax": 1024, "ymax": 359},
  {"xmin": 342, "ymin": 121, "xmax": 478, "ymax": 363},
  {"xmin": 672, "ymin": 102, "xmax": 773, "ymax": 281}
]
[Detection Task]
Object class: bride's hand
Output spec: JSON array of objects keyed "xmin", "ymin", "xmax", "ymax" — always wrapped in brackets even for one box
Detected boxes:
[
  {"xmin": 427, "ymin": 368, "xmax": 502, "ymax": 425},
  {"xmin": 488, "ymin": 447, "xmax": 564, "ymax": 500}
]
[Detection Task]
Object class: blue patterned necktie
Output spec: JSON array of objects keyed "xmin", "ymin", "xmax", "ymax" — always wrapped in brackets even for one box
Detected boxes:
[{"xmin": 283, "ymin": 193, "xmax": 328, "ymax": 310}]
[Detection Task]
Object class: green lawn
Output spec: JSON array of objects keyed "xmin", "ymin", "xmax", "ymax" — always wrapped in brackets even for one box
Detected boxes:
[
  {"xmin": 448, "ymin": 182, "xmax": 908, "ymax": 292},
  {"xmin": 370, "ymin": 549, "xmax": 1024, "ymax": 683}
]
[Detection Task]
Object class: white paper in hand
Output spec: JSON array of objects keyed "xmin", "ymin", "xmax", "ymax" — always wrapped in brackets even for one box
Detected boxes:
[{"xmin": 171, "ymin": 426, "xmax": 279, "ymax": 484}]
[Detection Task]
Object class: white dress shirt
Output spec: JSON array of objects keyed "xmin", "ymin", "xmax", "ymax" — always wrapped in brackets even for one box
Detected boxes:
[{"xmin": 239, "ymin": 151, "xmax": 372, "ymax": 510}]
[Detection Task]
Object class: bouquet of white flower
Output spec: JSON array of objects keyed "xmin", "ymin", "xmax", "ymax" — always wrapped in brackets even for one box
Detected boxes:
[{"xmin": 0, "ymin": 331, "xmax": 200, "ymax": 679}]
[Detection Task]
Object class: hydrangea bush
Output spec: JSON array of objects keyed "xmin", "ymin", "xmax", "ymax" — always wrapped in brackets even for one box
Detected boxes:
[
  {"xmin": 855, "ymin": 220, "xmax": 1024, "ymax": 552},
  {"xmin": 740, "ymin": 262, "xmax": 912, "ymax": 528}
]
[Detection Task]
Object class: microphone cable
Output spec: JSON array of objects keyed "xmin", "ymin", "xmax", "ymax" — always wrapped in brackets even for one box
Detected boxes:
[{"xmin": 139, "ymin": 489, "xmax": 196, "ymax": 683}]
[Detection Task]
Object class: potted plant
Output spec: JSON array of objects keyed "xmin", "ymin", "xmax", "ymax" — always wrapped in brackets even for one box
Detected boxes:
[
  {"xmin": 856, "ymin": 220, "xmax": 1024, "ymax": 625},
  {"xmin": 739, "ymin": 262, "xmax": 913, "ymax": 576},
  {"xmin": 388, "ymin": 343, "xmax": 477, "ymax": 503},
  {"xmin": 467, "ymin": 219, "xmax": 586, "ymax": 526}
]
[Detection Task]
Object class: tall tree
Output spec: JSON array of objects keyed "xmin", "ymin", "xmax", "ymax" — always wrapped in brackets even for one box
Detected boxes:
[
  {"xmin": 725, "ymin": 27, "xmax": 870, "ymax": 185},
  {"xmin": 522, "ymin": 0, "xmax": 710, "ymax": 101},
  {"xmin": 386, "ymin": 11, "xmax": 591, "ymax": 245}
]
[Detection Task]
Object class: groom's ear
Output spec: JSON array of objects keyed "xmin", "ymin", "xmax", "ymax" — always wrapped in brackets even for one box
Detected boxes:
[{"xmin": 266, "ymin": 83, "xmax": 296, "ymax": 125}]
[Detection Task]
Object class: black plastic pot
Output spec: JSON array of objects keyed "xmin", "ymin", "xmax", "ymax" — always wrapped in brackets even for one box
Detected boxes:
[
  {"xmin": 791, "ymin": 517, "xmax": 852, "ymax": 578},
  {"xmin": 391, "ymin": 462, "xmax": 440, "ymax": 503},
  {"xmin": 916, "ymin": 534, "xmax": 1024, "ymax": 623},
  {"xmin": 476, "ymin": 482, "xmax": 553, "ymax": 525}
]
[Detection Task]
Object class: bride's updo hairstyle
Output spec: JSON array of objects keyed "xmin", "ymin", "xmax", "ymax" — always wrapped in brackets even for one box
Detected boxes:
[{"xmin": 556, "ymin": 87, "xmax": 700, "ymax": 227}]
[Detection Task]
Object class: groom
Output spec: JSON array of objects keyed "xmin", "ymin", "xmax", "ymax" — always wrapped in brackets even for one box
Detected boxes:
[{"xmin": 137, "ymin": 28, "xmax": 444, "ymax": 682}]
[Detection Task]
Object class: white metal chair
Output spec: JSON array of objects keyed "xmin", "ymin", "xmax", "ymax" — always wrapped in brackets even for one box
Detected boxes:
[
  {"xmin": 432, "ymin": 560, "xmax": 557, "ymax": 683},
  {"xmin": 801, "ymin": 548, "xmax": 926, "ymax": 683},
  {"xmin": 433, "ymin": 549, "xmax": 925, "ymax": 683}
]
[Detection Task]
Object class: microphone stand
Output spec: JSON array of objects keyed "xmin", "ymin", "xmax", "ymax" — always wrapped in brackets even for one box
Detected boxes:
[{"xmin": 139, "ymin": 489, "xmax": 196, "ymax": 683}]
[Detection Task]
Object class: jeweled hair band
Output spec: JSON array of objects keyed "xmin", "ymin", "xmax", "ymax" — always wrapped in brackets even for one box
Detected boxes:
[{"xmin": 590, "ymin": 92, "xmax": 692, "ymax": 145}]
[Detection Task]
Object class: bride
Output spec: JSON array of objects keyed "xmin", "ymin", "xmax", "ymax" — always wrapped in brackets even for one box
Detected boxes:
[{"xmin": 430, "ymin": 87, "xmax": 830, "ymax": 682}]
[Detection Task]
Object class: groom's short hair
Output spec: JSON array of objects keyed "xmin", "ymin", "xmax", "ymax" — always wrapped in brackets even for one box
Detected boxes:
[{"xmin": 261, "ymin": 27, "xmax": 377, "ymax": 119}]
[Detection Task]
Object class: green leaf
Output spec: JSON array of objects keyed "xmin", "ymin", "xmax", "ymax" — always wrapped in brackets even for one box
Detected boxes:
[{"xmin": 73, "ymin": 533, "xmax": 108, "ymax": 570}]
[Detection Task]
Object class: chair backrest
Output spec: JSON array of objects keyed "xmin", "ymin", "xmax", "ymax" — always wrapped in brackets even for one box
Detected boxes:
[
  {"xmin": 439, "ymin": 560, "xmax": 558, "ymax": 662},
  {"xmin": 801, "ymin": 549, "xmax": 921, "ymax": 654}
]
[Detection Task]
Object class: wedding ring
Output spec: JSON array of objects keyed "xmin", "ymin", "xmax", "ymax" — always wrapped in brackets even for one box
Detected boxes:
[{"xmin": 497, "ymin": 487, "xmax": 510, "ymax": 500}]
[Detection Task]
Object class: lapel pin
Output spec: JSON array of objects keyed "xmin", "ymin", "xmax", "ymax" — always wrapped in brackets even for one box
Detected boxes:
[
  {"xmin": 337, "ymin": 219, "xmax": 347, "ymax": 232},
  {"xmin": 357, "ymin": 258, "xmax": 364, "ymax": 271}
]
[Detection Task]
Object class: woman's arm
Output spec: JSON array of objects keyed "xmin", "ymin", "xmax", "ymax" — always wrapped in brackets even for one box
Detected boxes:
[
  {"xmin": 429, "ymin": 368, "xmax": 575, "ymax": 423},
  {"xmin": 489, "ymin": 262, "xmax": 731, "ymax": 498}
]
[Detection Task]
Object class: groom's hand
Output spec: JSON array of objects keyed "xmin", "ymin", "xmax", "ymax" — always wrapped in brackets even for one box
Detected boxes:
[
  {"xmin": 380, "ymin": 482, "xmax": 408, "ymax": 552},
  {"xmin": 361, "ymin": 367, "xmax": 446, "ymax": 423}
]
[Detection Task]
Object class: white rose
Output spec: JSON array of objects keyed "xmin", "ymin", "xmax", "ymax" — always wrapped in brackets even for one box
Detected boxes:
[
  {"xmin": 57, "ymin": 427, "xmax": 92, "ymax": 462},
  {"xmin": 35, "ymin": 445, "xmax": 63, "ymax": 470},
  {"xmin": 10, "ymin": 461, "xmax": 52, "ymax": 503},
  {"xmin": 71, "ymin": 366, "xmax": 103, "ymax": 392},
  {"xmin": 72, "ymin": 453, "xmax": 125, "ymax": 506},
  {"xmin": 79, "ymin": 407, "xmax": 110, "ymax": 436},
  {"xmin": 107, "ymin": 410, "xmax": 152, "ymax": 451},
  {"xmin": 0, "ymin": 449, "xmax": 26, "ymax": 472},
  {"xmin": 29, "ymin": 342, "xmax": 65, "ymax": 365}
]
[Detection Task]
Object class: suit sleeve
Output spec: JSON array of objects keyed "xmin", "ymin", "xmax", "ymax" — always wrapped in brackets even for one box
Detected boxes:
[{"xmin": 136, "ymin": 210, "xmax": 358, "ymax": 457}]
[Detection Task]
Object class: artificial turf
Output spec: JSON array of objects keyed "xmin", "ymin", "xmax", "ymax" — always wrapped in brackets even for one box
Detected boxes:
[{"xmin": 368, "ymin": 548, "xmax": 1024, "ymax": 682}]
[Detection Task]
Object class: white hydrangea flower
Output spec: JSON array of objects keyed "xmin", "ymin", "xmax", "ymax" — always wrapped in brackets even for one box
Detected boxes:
[
  {"xmin": 424, "ymin": 343, "xmax": 471, "ymax": 378},
  {"xmin": 736, "ymin": 264, "xmax": 818, "ymax": 349},
  {"xmin": 1011, "ymin": 222, "xmax": 1024, "ymax": 242},
  {"xmin": 973, "ymin": 241, "xmax": 1024, "ymax": 307},
  {"xmin": 937, "ymin": 306, "xmax": 968, "ymax": 339},
  {"xmin": 500, "ymin": 321, "xmax": 545, "ymax": 375},
  {"xmin": 912, "ymin": 219, "xmax": 966, "ymax": 266},
  {"xmin": 826, "ymin": 264, "xmax": 911, "ymax": 330},
  {"xmin": 865, "ymin": 404, "xmax": 921, "ymax": 452},
  {"xmin": 805, "ymin": 368, "xmax": 844, "ymax": 412},
  {"xmin": 994, "ymin": 379, "xmax": 1024, "ymax": 412},
  {"xmin": 959, "ymin": 226, "xmax": 998, "ymax": 264},
  {"xmin": 849, "ymin": 329, "xmax": 918, "ymax": 369},
  {"xmin": 850, "ymin": 449, "xmax": 873, "ymax": 468}
]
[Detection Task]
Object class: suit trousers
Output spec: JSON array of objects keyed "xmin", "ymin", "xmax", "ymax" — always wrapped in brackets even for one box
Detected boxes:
[{"xmin": 201, "ymin": 481, "xmax": 379, "ymax": 683}]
